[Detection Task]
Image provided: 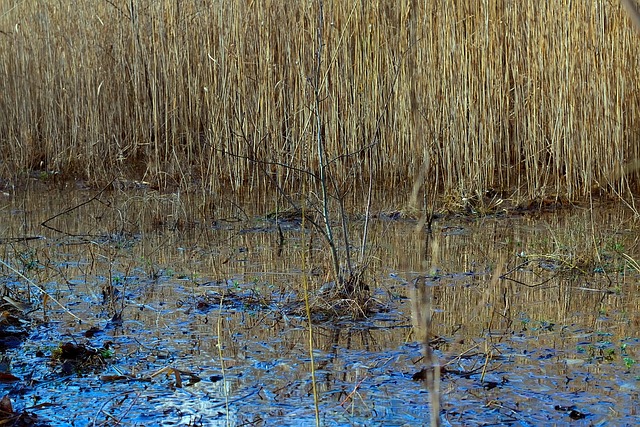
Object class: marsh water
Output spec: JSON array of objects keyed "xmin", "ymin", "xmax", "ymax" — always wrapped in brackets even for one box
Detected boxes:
[{"xmin": 0, "ymin": 184, "xmax": 638, "ymax": 426}]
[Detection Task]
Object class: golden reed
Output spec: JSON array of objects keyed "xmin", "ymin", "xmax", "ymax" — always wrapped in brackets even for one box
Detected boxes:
[{"xmin": 1, "ymin": 1, "xmax": 639, "ymax": 201}]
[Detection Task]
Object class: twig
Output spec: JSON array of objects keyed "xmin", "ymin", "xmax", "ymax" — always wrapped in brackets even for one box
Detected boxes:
[
  {"xmin": 339, "ymin": 375, "xmax": 368, "ymax": 407},
  {"xmin": 0, "ymin": 258, "xmax": 87, "ymax": 324},
  {"xmin": 499, "ymin": 259, "xmax": 560, "ymax": 288},
  {"xmin": 312, "ymin": 0, "xmax": 341, "ymax": 282},
  {"xmin": 41, "ymin": 179, "xmax": 116, "ymax": 235}
]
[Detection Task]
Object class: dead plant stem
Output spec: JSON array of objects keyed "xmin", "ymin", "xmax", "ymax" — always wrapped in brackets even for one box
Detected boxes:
[
  {"xmin": 313, "ymin": 0, "xmax": 341, "ymax": 282},
  {"xmin": 216, "ymin": 295, "xmax": 231, "ymax": 426},
  {"xmin": 0, "ymin": 258, "xmax": 86, "ymax": 324},
  {"xmin": 301, "ymin": 207, "xmax": 321, "ymax": 427}
]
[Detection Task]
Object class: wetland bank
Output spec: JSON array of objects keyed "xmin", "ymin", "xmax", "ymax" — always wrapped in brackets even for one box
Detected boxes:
[{"xmin": 2, "ymin": 0, "xmax": 640, "ymax": 425}]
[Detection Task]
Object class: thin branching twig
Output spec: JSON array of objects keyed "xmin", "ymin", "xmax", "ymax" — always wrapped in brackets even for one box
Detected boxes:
[{"xmin": 0, "ymin": 258, "xmax": 87, "ymax": 324}]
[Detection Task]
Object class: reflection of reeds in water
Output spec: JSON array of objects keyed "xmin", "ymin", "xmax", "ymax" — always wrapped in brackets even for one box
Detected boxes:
[{"xmin": 1, "ymin": 2, "xmax": 640, "ymax": 201}]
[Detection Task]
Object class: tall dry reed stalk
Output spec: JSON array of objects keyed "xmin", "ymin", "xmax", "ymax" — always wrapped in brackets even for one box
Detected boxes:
[
  {"xmin": 1, "ymin": 1, "xmax": 639, "ymax": 201},
  {"xmin": 410, "ymin": 278, "xmax": 441, "ymax": 427},
  {"xmin": 411, "ymin": 232, "xmax": 442, "ymax": 427}
]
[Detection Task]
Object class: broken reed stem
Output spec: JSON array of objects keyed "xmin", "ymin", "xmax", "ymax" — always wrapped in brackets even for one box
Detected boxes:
[
  {"xmin": 216, "ymin": 295, "xmax": 231, "ymax": 425},
  {"xmin": 411, "ymin": 277, "xmax": 441, "ymax": 427},
  {"xmin": 359, "ymin": 160, "xmax": 373, "ymax": 265},
  {"xmin": 301, "ymin": 207, "xmax": 321, "ymax": 427}
]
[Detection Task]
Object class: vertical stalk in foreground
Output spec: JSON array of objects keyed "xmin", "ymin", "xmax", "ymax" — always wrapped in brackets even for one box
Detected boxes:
[
  {"xmin": 411, "ymin": 277, "xmax": 441, "ymax": 427},
  {"xmin": 411, "ymin": 232, "xmax": 442, "ymax": 427},
  {"xmin": 312, "ymin": 0, "xmax": 341, "ymax": 283},
  {"xmin": 301, "ymin": 208, "xmax": 321, "ymax": 426},
  {"xmin": 216, "ymin": 296, "xmax": 231, "ymax": 426},
  {"xmin": 408, "ymin": 5, "xmax": 441, "ymax": 423}
]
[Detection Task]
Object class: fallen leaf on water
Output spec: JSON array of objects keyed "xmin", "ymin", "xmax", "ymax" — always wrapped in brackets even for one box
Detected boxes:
[
  {"xmin": 0, "ymin": 373, "xmax": 20, "ymax": 383},
  {"xmin": 0, "ymin": 395, "xmax": 12, "ymax": 414}
]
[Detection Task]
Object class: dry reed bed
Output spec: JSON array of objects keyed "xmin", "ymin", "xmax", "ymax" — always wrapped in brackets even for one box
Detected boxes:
[{"xmin": 1, "ymin": 1, "xmax": 639, "ymax": 201}]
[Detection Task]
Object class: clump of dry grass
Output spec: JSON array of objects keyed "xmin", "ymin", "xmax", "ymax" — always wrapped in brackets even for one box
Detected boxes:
[{"xmin": 1, "ymin": 1, "xmax": 639, "ymax": 202}]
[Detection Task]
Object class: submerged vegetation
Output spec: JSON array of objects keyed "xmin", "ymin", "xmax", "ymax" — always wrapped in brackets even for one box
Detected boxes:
[{"xmin": 1, "ymin": 1, "xmax": 640, "ymax": 203}]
